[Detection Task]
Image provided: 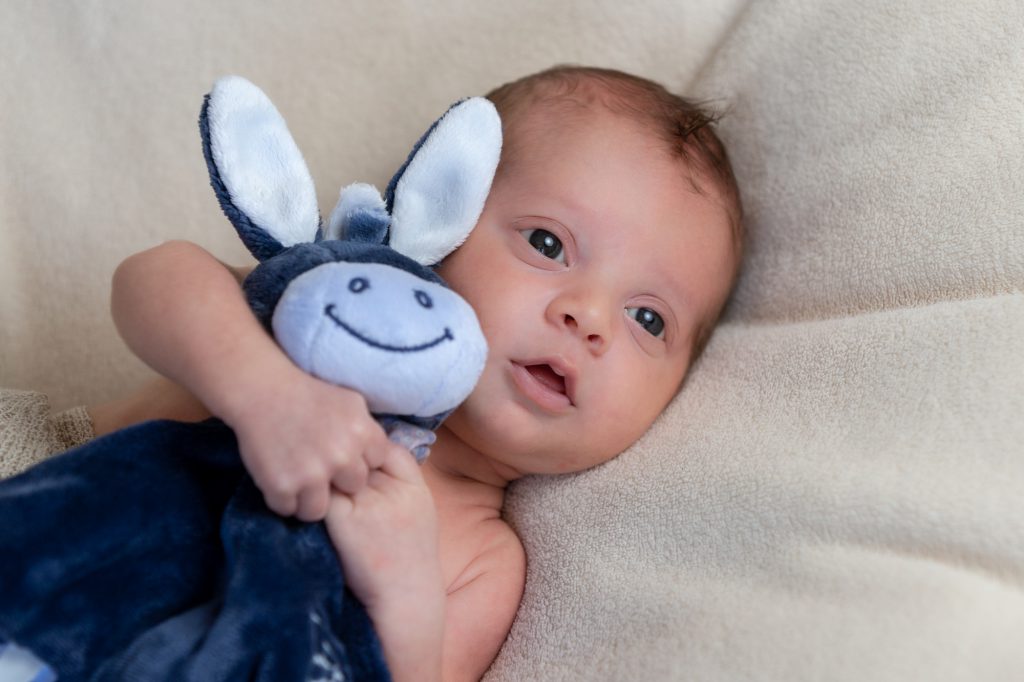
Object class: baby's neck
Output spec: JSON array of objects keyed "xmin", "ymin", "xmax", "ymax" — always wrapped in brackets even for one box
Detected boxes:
[{"xmin": 420, "ymin": 425, "xmax": 517, "ymax": 519}]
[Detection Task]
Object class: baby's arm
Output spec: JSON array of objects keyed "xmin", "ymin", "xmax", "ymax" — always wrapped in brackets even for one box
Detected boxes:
[
  {"xmin": 109, "ymin": 240, "xmax": 395, "ymax": 520},
  {"xmin": 437, "ymin": 537, "xmax": 525, "ymax": 680},
  {"xmin": 325, "ymin": 445, "xmax": 445, "ymax": 681},
  {"xmin": 325, "ymin": 448, "xmax": 525, "ymax": 681},
  {"xmin": 90, "ymin": 375, "xmax": 212, "ymax": 437}
]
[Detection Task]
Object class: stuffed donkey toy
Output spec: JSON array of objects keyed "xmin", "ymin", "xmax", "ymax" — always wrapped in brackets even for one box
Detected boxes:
[
  {"xmin": 205, "ymin": 76, "xmax": 493, "ymax": 441},
  {"xmin": 0, "ymin": 77, "xmax": 500, "ymax": 682}
]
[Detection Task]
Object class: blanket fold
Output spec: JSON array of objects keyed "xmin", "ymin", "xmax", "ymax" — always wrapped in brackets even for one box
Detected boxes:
[{"xmin": 0, "ymin": 418, "xmax": 390, "ymax": 682}]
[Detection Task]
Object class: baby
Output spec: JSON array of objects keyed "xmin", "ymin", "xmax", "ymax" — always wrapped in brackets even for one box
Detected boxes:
[{"xmin": 88, "ymin": 65, "xmax": 743, "ymax": 681}]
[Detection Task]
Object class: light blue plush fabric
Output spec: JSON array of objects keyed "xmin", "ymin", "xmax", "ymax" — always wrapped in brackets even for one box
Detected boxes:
[{"xmin": 0, "ymin": 642, "xmax": 57, "ymax": 682}]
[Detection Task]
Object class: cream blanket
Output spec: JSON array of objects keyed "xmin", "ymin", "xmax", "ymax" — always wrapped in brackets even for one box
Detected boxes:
[{"xmin": 2, "ymin": 1, "xmax": 1022, "ymax": 679}]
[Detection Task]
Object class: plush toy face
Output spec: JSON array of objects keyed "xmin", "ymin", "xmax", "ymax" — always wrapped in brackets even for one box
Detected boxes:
[{"xmin": 272, "ymin": 261, "xmax": 486, "ymax": 417}]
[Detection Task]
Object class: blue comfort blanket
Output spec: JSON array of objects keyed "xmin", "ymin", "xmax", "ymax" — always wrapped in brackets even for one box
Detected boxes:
[{"xmin": 0, "ymin": 418, "xmax": 390, "ymax": 682}]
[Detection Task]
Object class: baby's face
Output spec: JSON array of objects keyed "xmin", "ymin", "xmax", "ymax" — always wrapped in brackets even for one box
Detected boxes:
[{"xmin": 437, "ymin": 108, "xmax": 735, "ymax": 475}]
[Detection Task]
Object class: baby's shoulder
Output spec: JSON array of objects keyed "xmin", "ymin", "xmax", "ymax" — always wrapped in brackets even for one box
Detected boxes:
[
  {"xmin": 448, "ymin": 517, "xmax": 524, "ymax": 596},
  {"xmin": 441, "ymin": 517, "xmax": 525, "ymax": 677}
]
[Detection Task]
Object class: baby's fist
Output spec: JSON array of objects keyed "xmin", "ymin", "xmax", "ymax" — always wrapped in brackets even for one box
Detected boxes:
[{"xmin": 228, "ymin": 368, "xmax": 393, "ymax": 521}]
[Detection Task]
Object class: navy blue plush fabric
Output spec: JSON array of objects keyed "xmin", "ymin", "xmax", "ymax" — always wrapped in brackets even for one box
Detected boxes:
[
  {"xmin": 242, "ymin": 239, "xmax": 448, "ymax": 332},
  {"xmin": 0, "ymin": 419, "xmax": 391, "ymax": 682}
]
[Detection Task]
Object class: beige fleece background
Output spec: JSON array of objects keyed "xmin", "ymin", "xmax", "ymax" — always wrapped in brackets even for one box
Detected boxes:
[
  {"xmin": 2, "ymin": 1, "xmax": 1022, "ymax": 680},
  {"xmin": 0, "ymin": 0, "xmax": 743, "ymax": 406}
]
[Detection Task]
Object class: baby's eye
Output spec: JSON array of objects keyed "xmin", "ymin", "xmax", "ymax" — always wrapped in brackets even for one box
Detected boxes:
[
  {"xmin": 520, "ymin": 228, "xmax": 566, "ymax": 263},
  {"xmin": 626, "ymin": 306, "xmax": 665, "ymax": 339}
]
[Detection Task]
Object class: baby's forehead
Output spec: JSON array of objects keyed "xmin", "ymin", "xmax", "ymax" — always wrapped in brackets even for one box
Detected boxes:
[
  {"xmin": 498, "ymin": 104, "xmax": 678, "ymax": 180},
  {"xmin": 493, "ymin": 76, "xmax": 740, "ymax": 215},
  {"xmin": 503, "ymin": 118, "xmax": 727, "ymax": 222}
]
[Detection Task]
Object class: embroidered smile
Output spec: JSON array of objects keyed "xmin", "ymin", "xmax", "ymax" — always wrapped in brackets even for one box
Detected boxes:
[{"xmin": 324, "ymin": 304, "xmax": 453, "ymax": 352}]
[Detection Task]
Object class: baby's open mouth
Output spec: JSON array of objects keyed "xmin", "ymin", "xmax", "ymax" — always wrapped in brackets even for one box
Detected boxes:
[
  {"xmin": 511, "ymin": 360, "xmax": 575, "ymax": 412},
  {"xmin": 524, "ymin": 363, "xmax": 566, "ymax": 396}
]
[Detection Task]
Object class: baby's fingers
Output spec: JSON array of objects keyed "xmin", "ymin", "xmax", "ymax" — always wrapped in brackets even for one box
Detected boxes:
[
  {"xmin": 262, "ymin": 487, "xmax": 299, "ymax": 519},
  {"xmin": 377, "ymin": 442, "xmax": 423, "ymax": 483},
  {"xmin": 295, "ymin": 484, "xmax": 331, "ymax": 522},
  {"xmin": 331, "ymin": 456, "xmax": 369, "ymax": 496},
  {"xmin": 257, "ymin": 461, "xmax": 332, "ymax": 520}
]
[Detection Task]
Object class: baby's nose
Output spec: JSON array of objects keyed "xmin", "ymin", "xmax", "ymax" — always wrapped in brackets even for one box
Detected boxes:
[{"xmin": 563, "ymin": 312, "xmax": 607, "ymax": 352}]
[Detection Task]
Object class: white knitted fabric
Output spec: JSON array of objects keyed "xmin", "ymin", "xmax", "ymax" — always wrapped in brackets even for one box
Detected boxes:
[{"xmin": 0, "ymin": 389, "xmax": 93, "ymax": 479}]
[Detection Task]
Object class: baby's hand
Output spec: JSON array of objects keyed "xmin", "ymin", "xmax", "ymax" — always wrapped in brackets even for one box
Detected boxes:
[
  {"xmin": 226, "ymin": 362, "xmax": 394, "ymax": 522},
  {"xmin": 325, "ymin": 445, "xmax": 446, "ymax": 680},
  {"xmin": 323, "ymin": 442, "xmax": 443, "ymax": 612}
]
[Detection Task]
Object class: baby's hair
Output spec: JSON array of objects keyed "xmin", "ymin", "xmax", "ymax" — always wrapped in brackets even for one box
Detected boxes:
[{"xmin": 485, "ymin": 65, "xmax": 744, "ymax": 364}]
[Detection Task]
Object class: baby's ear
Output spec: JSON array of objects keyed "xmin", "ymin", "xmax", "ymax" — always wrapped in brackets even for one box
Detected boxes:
[
  {"xmin": 199, "ymin": 76, "xmax": 321, "ymax": 261},
  {"xmin": 384, "ymin": 98, "xmax": 502, "ymax": 265}
]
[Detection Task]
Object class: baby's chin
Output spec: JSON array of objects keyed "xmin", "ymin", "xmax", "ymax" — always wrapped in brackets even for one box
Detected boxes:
[
  {"xmin": 441, "ymin": 390, "xmax": 649, "ymax": 476},
  {"xmin": 498, "ymin": 433, "xmax": 631, "ymax": 477}
]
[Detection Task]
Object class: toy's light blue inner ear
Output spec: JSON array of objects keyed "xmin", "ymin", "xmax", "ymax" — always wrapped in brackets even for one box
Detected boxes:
[
  {"xmin": 386, "ymin": 98, "xmax": 502, "ymax": 265},
  {"xmin": 206, "ymin": 76, "xmax": 320, "ymax": 251}
]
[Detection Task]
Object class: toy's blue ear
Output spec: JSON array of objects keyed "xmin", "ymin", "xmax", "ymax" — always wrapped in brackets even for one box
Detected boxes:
[
  {"xmin": 199, "ymin": 76, "xmax": 321, "ymax": 261},
  {"xmin": 384, "ymin": 98, "xmax": 502, "ymax": 266}
]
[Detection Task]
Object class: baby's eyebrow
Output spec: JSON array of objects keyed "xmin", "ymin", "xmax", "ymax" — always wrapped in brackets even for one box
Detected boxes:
[{"xmin": 644, "ymin": 263, "xmax": 693, "ymax": 310}]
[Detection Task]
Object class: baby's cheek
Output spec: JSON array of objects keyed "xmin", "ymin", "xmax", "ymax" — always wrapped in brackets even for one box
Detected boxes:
[{"xmin": 591, "ymin": 393, "xmax": 661, "ymax": 453}]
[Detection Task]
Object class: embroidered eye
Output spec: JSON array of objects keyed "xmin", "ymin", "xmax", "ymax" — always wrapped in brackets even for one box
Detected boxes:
[
  {"xmin": 521, "ymin": 228, "xmax": 565, "ymax": 263},
  {"xmin": 626, "ymin": 307, "xmax": 665, "ymax": 338},
  {"xmin": 348, "ymin": 277, "xmax": 369, "ymax": 293},
  {"xmin": 414, "ymin": 290, "xmax": 433, "ymax": 309}
]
